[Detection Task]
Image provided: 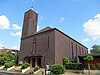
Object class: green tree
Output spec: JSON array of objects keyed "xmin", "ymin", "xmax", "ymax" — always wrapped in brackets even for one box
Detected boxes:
[
  {"xmin": 0, "ymin": 50, "xmax": 15, "ymax": 66},
  {"xmin": 62, "ymin": 57, "xmax": 69, "ymax": 66},
  {"xmin": 84, "ymin": 55, "xmax": 94, "ymax": 74},
  {"xmin": 0, "ymin": 56, "xmax": 5, "ymax": 65},
  {"xmin": 90, "ymin": 45, "xmax": 100, "ymax": 54},
  {"xmin": 3, "ymin": 50, "xmax": 15, "ymax": 62}
]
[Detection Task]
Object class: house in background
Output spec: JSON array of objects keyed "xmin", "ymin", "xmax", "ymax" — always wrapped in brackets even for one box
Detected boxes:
[
  {"xmin": 79, "ymin": 54, "xmax": 100, "ymax": 64},
  {"xmin": 18, "ymin": 8, "xmax": 88, "ymax": 67},
  {"xmin": 0, "ymin": 48, "xmax": 18, "ymax": 55}
]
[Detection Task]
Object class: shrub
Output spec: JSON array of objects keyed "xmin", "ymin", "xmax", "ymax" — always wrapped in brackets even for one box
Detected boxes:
[
  {"xmin": 0, "ymin": 56, "xmax": 5, "ymax": 65},
  {"xmin": 84, "ymin": 55, "xmax": 93, "ymax": 62},
  {"xmin": 34, "ymin": 66, "xmax": 40, "ymax": 72},
  {"xmin": 90, "ymin": 64, "xmax": 96, "ymax": 70},
  {"xmin": 65, "ymin": 63, "xmax": 84, "ymax": 70},
  {"xmin": 21, "ymin": 63, "xmax": 29, "ymax": 69},
  {"xmin": 4, "ymin": 61, "xmax": 14, "ymax": 68},
  {"xmin": 51, "ymin": 64, "xmax": 65, "ymax": 75},
  {"xmin": 62, "ymin": 57, "xmax": 69, "ymax": 66},
  {"xmin": 84, "ymin": 65, "xmax": 88, "ymax": 70},
  {"xmin": 96, "ymin": 63, "xmax": 100, "ymax": 70},
  {"xmin": 85, "ymin": 64, "xmax": 97, "ymax": 70}
]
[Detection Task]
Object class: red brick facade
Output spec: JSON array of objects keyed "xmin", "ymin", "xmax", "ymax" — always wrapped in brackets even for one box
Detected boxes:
[{"xmin": 18, "ymin": 9, "xmax": 88, "ymax": 67}]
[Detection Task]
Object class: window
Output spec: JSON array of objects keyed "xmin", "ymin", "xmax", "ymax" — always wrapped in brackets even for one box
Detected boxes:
[
  {"xmin": 76, "ymin": 45, "xmax": 77, "ymax": 56},
  {"xmin": 82, "ymin": 48, "xmax": 83, "ymax": 54},
  {"xmin": 79, "ymin": 46, "xmax": 81, "ymax": 54},
  {"xmin": 48, "ymin": 36, "xmax": 49, "ymax": 48},
  {"xmin": 32, "ymin": 38, "xmax": 36, "ymax": 55},
  {"xmin": 71, "ymin": 42, "xmax": 74, "ymax": 59}
]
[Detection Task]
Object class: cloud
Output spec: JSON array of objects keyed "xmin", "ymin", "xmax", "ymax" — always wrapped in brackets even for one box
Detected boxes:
[
  {"xmin": 0, "ymin": 15, "xmax": 10, "ymax": 29},
  {"xmin": 0, "ymin": 44, "xmax": 3, "ymax": 49},
  {"xmin": 11, "ymin": 45, "xmax": 19, "ymax": 50},
  {"xmin": 83, "ymin": 14, "xmax": 100, "ymax": 40},
  {"xmin": 37, "ymin": 26, "xmax": 40, "ymax": 31},
  {"xmin": 11, "ymin": 31, "xmax": 21, "ymax": 37},
  {"xmin": 94, "ymin": 14, "xmax": 100, "ymax": 19},
  {"xmin": 12, "ymin": 24, "xmax": 22, "ymax": 30},
  {"xmin": 60, "ymin": 17, "xmax": 65, "ymax": 22},
  {"xmin": 82, "ymin": 38, "xmax": 89, "ymax": 43}
]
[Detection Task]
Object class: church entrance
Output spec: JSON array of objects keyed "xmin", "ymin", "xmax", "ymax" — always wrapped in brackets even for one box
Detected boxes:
[
  {"xmin": 24, "ymin": 56, "xmax": 42, "ymax": 67},
  {"xmin": 32, "ymin": 57, "xmax": 42, "ymax": 67}
]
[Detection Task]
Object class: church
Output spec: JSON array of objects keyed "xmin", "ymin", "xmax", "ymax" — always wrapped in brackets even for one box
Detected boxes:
[{"xmin": 18, "ymin": 8, "xmax": 88, "ymax": 67}]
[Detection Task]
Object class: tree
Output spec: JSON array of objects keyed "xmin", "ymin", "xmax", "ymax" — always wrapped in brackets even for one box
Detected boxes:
[
  {"xmin": 0, "ymin": 50, "xmax": 15, "ymax": 66},
  {"xmin": 84, "ymin": 55, "xmax": 94, "ymax": 74},
  {"xmin": 3, "ymin": 50, "xmax": 15, "ymax": 62},
  {"xmin": 62, "ymin": 57, "xmax": 69, "ymax": 66},
  {"xmin": 90, "ymin": 45, "xmax": 100, "ymax": 54},
  {"xmin": 0, "ymin": 56, "xmax": 5, "ymax": 65}
]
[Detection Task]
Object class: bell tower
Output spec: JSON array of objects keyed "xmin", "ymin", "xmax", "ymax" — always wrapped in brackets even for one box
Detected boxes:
[{"xmin": 22, "ymin": 8, "xmax": 38, "ymax": 38}]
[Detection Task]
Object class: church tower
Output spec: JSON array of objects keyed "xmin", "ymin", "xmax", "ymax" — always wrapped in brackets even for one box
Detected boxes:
[{"xmin": 22, "ymin": 8, "xmax": 38, "ymax": 38}]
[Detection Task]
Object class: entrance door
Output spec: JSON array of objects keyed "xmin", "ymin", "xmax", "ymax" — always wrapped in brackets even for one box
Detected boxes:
[
  {"xmin": 32, "ymin": 58, "xmax": 35, "ymax": 67},
  {"xmin": 37, "ymin": 58, "xmax": 41, "ymax": 67}
]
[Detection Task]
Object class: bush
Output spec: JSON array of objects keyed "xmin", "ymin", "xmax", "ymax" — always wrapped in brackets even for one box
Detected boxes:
[
  {"xmin": 51, "ymin": 64, "xmax": 65, "ymax": 75},
  {"xmin": 84, "ymin": 65, "xmax": 88, "ymax": 70},
  {"xmin": 0, "ymin": 64, "xmax": 3, "ymax": 67},
  {"xmin": 21, "ymin": 63, "xmax": 29, "ymax": 69},
  {"xmin": 34, "ymin": 67, "xmax": 40, "ymax": 72},
  {"xmin": 62, "ymin": 57, "xmax": 69, "ymax": 66},
  {"xmin": 0, "ymin": 56, "xmax": 5, "ymax": 65},
  {"xmin": 84, "ymin": 55, "xmax": 93, "ymax": 62},
  {"xmin": 4, "ymin": 61, "xmax": 14, "ymax": 68},
  {"xmin": 90, "ymin": 64, "xmax": 96, "ymax": 70},
  {"xmin": 96, "ymin": 63, "xmax": 100, "ymax": 70},
  {"xmin": 65, "ymin": 63, "xmax": 84, "ymax": 70},
  {"xmin": 85, "ymin": 64, "xmax": 97, "ymax": 70}
]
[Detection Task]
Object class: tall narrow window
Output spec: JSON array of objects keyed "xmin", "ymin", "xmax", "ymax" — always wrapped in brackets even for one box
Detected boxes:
[
  {"xmin": 48, "ymin": 36, "xmax": 49, "ymax": 48},
  {"xmin": 82, "ymin": 48, "xmax": 83, "ymax": 54},
  {"xmin": 84, "ymin": 50, "xmax": 87, "ymax": 54},
  {"xmin": 32, "ymin": 38, "xmax": 36, "ymax": 55},
  {"xmin": 79, "ymin": 46, "xmax": 81, "ymax": 54},
  {"xmin": 76, "ymin": 45, "xmax": 77, "ymax": 57},
  {"xmin": 71, "ymin": 42, "xmax": 74, "ymax": 59}
]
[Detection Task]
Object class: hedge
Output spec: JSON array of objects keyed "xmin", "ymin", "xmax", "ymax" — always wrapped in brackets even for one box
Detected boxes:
[
  {"xmin": 85, "ymin": 63, "xmax": 100, "ymax": 70},
  {"xmin": 65, "ymin": 63, "xmax": 84, "ymax": 70},
  {"xmin": 96, "ymin": 63, "xmax": 100, "ymax": 70}
]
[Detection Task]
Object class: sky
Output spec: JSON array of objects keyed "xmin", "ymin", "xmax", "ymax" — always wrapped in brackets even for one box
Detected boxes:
[{"xmin": 0, "ymin": 0, "xmax": 100, "ymax": 52}]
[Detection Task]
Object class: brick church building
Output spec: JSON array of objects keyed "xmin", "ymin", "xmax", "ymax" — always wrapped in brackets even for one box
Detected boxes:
[{"xmin": 18, "ymin": 9, "xmax": 88, "ymax": 67}]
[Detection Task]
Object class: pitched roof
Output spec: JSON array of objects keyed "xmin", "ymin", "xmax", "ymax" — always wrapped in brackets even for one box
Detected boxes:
[{"xmin": 36, "ymin": 26, "xmax": 52, "ymax": 34}]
